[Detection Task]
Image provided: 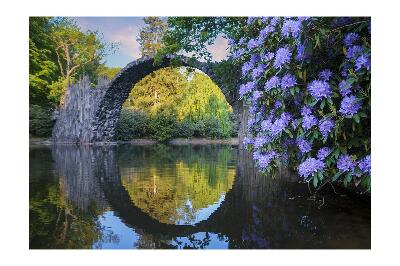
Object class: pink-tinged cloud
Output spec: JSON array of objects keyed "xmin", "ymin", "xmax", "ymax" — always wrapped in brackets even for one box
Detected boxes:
[
  {"xmin": 207, "ymin": 35, "xmax": 229, "ymax": 62},
  {"xmin": 106, "ymin": 25, "xmax": 142, "ymax": 59}
]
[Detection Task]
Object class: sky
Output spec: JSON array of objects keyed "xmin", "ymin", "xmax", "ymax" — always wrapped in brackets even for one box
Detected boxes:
[{"xmin": 74, "ymin": 17, "xmax": 230, "ymax": 68}]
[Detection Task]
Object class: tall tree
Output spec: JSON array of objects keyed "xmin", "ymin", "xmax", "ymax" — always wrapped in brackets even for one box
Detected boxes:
[
  {"xmin": 29, "ymin": 17, "xmax": 58, "ymax": 107},
  {"xmin": 137, "ymin": 17, "xmax": 167, "ymax": 58},
  {"xmin": 51, "ymin": 18, "xmax": 117, "ymax": 85}
]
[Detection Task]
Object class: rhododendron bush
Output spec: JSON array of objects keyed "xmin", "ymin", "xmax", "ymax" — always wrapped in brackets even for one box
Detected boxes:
[{"xmin": 230, "ymin": 17, "xmax": 371, "ymax": 191}]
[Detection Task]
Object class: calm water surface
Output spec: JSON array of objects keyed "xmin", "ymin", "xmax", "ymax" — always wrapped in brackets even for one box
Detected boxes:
[{"xmin": 29, "ymin": 144, "xmax": 370, "ymax": 249}]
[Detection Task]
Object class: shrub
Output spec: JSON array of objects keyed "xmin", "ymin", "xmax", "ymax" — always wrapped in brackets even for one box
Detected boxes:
[
  {"xmin": 175, "ymin": 119, "xmax": 195, "ymax": 138},
  {"xmin": 232, "ymin": 17, "xmax": 371, "ymax": 191},
  {"xmin": 115, "ymin": 109, "xmax": 149, "ymax": 141},
  {"xmin": 147, "ymin": 111, "xmax": 177, "ymax": 142},
  {"xmin": 29, "ymin": 105, "xmax": 54, "ymax": 137},
  {"xmin": 203, "ymin": 117, "xmax": 225, "ymax": 139},
  {"xmin": 192, "ymin": 120, "xmax": 206, "ymax": 137}
]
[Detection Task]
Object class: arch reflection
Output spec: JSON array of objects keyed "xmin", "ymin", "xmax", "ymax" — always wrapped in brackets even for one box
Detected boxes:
[{"xmin": 118, "ymin": 145, "xmax": 236, "ymax": 225}]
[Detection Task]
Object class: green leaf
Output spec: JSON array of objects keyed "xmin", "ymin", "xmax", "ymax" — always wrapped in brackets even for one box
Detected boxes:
[
  {"xmin": 345, "ymin": 172, "xmax": 353, "ymax": 183},
  {"xmin": 309, "ymin": 100, "xmax": 318, "ymax": 107},
  {"xmin": 284, "ymin": 128, "xmax": 293, "ymax": 138},
  {"xmin": 320, "ymin": 99, "xmax": 325, "ymax": 110},
  {"xmin": 313, "ymin": 175, "xmax": 318, "ymax": 187},
  {"xmin": 332, "ymin": 171, "xmax": 341, "ymax": 181},
  {"xmin": 353, "ymin": 114, "xmax": 360, "ymax": 123},
  {"xmin": 318, "ymin": 171, "xmax": 324, "ymax": 181}
]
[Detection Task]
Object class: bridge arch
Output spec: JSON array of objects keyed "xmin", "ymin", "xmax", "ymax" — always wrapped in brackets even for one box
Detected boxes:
[{"xmin": 52, "ymin": 55, "xmax": 242, "ymax": 143}]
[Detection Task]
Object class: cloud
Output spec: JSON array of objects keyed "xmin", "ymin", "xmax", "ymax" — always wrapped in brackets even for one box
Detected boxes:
[
  {"xmin": 106, "ymin": 25, "xmax": 142, "ymax": 59},
  {"xmin": 74, "ymin": 17, "xmax": 145, "ymax": 67},
  {"xmin": 207, "ymin": 35, "xmax": 229, "ymax": 62}
]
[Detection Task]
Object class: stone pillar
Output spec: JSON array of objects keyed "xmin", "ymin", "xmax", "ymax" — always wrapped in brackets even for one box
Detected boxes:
[{"xmin": 237, "ymin": 100, "xmax": 249, "ymax": 150}]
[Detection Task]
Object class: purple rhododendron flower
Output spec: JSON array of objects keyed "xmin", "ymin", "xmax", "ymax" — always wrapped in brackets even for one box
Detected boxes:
[
  {"xmin": 346, "ymin": 45, "xmax": 363, "ymax": 59},
  {"xmin": 259, "ymin": 25, "xmax": 274, "ymax": 39},
  {"xmin": 247, "ymin": 39, "xmax": 259, "ymax": 50},
  {"xmin": 252, "ymin": 64, "xmax": 266, "ymax": 80},
  {"xmin": 296, "ymin": 43, "xmax": 306, "ymax": 61},
  {"xmin": 270, "ymin": 112, "xmax": 291, "ymax": 136},
  {"xmin": 242, "ymin": 61, "xmax": 253, "ymax": 76},
  {"xmin": 232, "ymin": 48, "xmax": 245, "ymax": 59},
  {"xmin": 252, "ymin": 91, "xmax": 262, "ymax": 103},
  {"xmin": 318, "ymin": 69, "xmax": 333, "ymax": 81},
  {"xmin": 301, "ymin": 105, "xmax": 312, "ymax": 116},
  {"xmin": 274, "ymin": 100, "xmax": 283, "ymax": 110},
  {"xmin": 243, "ymin": 136, "xmax": 253, "ymax": 146},
  {"xmin": 319, "ymin": 118, "xmax": 334, "ymax": 138},
  {"xmin": 270, "ymin": 17, "xmax": 280, "ymax": 27},
  {"xmin": 307, "ymin": 80, "xmax": 332, "ymax": 101},
  {"xmin": 250, "ymin": 54, "xmax": 261, "ymax": 64},
  {"xmin": 256, "ymin": 150, "xmax": 278, "ymax": 169},
  {"xmin": 339, "ymin": 80, "xmax": 352, "ymax": 96},
  {"xmin": 317, "ymin": 147, "xmax": 332, "ymax": 161},
  {"xmin": 254, "ymin": 136, "xmax": 270, "ymax": 148},
  {"xmin": 358, "ymin": 155, "xmax": 371, "ymax": 175},
  {"xmin": 297, "ymin": 138, "xmax": 312, "ymax": 154},
  {"xmin": 302, "ymin": 114, "xmax": 318, "ymax": 130},
  {"xmin": 344, "ymin": 33, "xmax": 360, "ymax": 47},
  {"xmin": 265, "ymin": 76, "xmax": 280, "ymax": 91},
  {"xmin": 339, "ymin": 95, "xmax": 361, "ymax": 116},
  {"xmin": 247, "ymin": 17, "xmax": 256, "ymax": 25},
  {"xmin": 261, "ymin": 118, "xmax": 273, "ymax": 132},
  {"xmin": 281, "ymin": 74, "xmax": 297, "ymax": 90},
  {"xmin": 282, "ymin": 19, "xmax": 302, "ymax": 38},
  {"xmin": 337, "ymin": 154, "xmax": 355, "ymax": 172},
  {"xmin": 262, "ymin": 52, "xmax": 274, "ymax": 62},
  {"xmin": 273, "ymin": 47, "xmax": 292, "ymax": 69},
  {"xmin": 298, "ymin": 158, "xmax": 325, "ymax": 178},
  {"xmin": 355, "ymin": 53, "xmax": 371, "ymax": 72},
  {"xmin": 291, "ymin": 119, "xmax": 299, "ymax": 130},
  {"xmin": 239, "ymin": 81, "xmax": 256, "ymax": 97}
]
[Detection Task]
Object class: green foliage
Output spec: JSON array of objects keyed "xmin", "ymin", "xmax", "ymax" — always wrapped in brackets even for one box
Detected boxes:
[
  {"xmin": 147, "ymin": 111, "xmax": 177, "ymax": 142},
  {"xmin": 158, "ymin": 17, "xmax": 244, "ymax": 62},
  {"xmin": 29, "ymin": 17, "xmax": 59, "ymax": 107},
  {"xmin": 175, "ymin": 119, "xmax": 196, "ymax": 138},
  {"xmin": 115, "ymin": 109, "xmax": 236, "ymax": 141},
  {"xmin": 51, "ymin": 18, "xmax": 118, "ymax": 84},
  {"xmin": 29, "ymin": 17, "xmax": 118, "ymax": 109},
  {"xmin": 124, "ymin": 67, "xmax": 186, "ymax": 115},
  {"xmin": 115, "ymin": 109, "xmax": 149, "ymax": 141},
  {"xmin": 137, "ymin": 17, "xmax": 167, "ymax": 58},
  {"xmin": 119, "ymin": 67, "xmax": 236, "ymax": 141},
  {"xmin": 29, "ymin": 105, "xmax": 54, "ymax": 137},
  {"xmin": 96, "ymin": 65, "xmax": 121, "ymax": 80},
  {"xmin": 47, "ymin": 76, "xmax": 71, "ymax": 106}
]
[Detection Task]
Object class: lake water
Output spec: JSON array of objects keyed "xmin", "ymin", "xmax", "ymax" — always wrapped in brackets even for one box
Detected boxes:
[{"xmin": 29, "ymin": 144, "xmax": 370, "ymax": 249}]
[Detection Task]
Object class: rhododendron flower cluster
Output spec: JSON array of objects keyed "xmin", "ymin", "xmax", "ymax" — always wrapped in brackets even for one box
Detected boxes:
[{"xmin": 230, "ymin": 16, "xmax": 371, "ymax": 190}]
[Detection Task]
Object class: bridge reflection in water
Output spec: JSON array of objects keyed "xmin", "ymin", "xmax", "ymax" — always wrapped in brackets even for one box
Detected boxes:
[{"xmin": 29, "ymin": 144, "xmax": 371, "ymax": 249}]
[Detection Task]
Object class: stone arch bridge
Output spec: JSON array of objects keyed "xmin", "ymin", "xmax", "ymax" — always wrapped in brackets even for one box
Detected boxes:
[{"xmin": 52, "ymin": 55, "xmax": 245, "ymax": 145}]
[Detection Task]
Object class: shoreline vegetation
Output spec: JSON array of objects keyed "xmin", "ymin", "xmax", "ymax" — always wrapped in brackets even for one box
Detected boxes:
[{"xmin": 29, "ymin": 137, "xmax": 239, "ymax": 146}]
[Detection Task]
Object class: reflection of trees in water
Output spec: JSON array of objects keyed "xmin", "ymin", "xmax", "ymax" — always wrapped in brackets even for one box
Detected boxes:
[
  {"xmin": 29, "ymin": 145, "xmax": 118, "ymax": 249},
  {"xmin": 118, "ymin": 145, "xmax": 236, "ymax": 225},
  {"xmin": 29, "ymin": 144, "xmax": 370, "ymax": 249}
]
